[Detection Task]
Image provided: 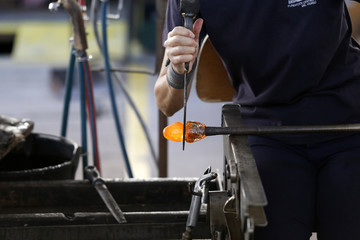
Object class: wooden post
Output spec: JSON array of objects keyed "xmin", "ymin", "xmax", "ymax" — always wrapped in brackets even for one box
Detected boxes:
[{"xmin": 156, "ymin": 0, "xmax": 168, "ymax": 177}]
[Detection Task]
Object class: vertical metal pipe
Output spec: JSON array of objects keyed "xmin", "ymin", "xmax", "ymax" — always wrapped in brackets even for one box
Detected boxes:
[
  {"xmin": 78, "ymin": 56, "xmax": 88, "ymax": 176},
  {"xmin": 83, "ymin": 60, "xmax": 101, "ymax": 172}
]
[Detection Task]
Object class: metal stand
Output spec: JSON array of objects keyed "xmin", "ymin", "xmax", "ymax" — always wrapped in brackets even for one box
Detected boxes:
[{"xmin": 181, "ymin": 104, "xmax": 268, "ymax": 240}]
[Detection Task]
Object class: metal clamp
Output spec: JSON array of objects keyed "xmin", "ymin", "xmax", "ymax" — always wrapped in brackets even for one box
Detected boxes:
[{"xmin": 182, "ymin": 167, "xmax": 217, "ymax": 240}]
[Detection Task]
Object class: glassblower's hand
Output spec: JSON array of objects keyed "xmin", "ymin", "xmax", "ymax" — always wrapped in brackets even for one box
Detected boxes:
[{"xmin": 164, "ymin": 18, "xmax": 204, "ymax": 75}]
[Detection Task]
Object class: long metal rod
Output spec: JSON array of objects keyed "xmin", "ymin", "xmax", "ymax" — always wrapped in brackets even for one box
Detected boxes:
[
  {"xmin": 78, "ymin": 55, "xmax": 88, "ymax": 173},
  {"xmin": 205, "ymin": 124, "xmax": 360, "ymax": 136},
  {"xmin": 181, "ymin": 16, "xmax": 194, "ymax": 150},
  {"xmin": 83, "ymin": 60, "xmax": 102, "ymax": 172},
  {"xmin": 183, "ymin": 70, "xmax": 188, "ymax": 151}
]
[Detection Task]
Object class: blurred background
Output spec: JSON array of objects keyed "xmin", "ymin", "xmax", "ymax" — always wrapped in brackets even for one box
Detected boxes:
[{"xmin": 0, "ymin": 0, "xmax": 226, "ymax": 180}]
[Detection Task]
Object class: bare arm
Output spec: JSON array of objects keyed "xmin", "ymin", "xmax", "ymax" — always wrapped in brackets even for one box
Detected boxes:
[{"xmin": 154, "ymin": 19, "xmax": 203, "ymax": 117}]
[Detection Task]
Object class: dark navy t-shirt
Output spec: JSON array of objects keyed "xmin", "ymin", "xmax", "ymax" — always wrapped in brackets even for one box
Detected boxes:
[{"xmin": 164, "ymin": 0, "xmax": 360, "ymax": 142}]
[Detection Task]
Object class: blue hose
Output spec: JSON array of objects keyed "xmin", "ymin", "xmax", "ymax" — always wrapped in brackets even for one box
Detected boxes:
[
  {"xmin": 112, "ymin": 72, "xmax": 158, "ymax": 165},
  {"xmin": 78, "ymin": 56, "xmax": 88, "ymax": 172},
  {"xmin": 90, "ymin": 0, "xmax": 157, "ymax": 168},
  {"xmin": 60, "ymin": 46, "xmax": 76, "ymax": 137},
  {"xmin": 101, "ymin": 0, "xmax": 133, "ymax": 178}
]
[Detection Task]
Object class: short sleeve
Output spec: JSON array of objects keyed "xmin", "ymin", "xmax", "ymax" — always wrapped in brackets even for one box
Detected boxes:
[{"xmin": 162, "ymin": 0, "xmax": 183, "ymax": 44}]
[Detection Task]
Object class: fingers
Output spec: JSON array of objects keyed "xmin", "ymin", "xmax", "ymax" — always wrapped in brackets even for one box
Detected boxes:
[
  {"xmin": 165, "ymin": 27, "xmax": 197, "ymax": 67},
  {"xmin": 164, "ymin": 18, "xmax": 203, "ymax": 74},
  {"xmin": 167, "ymin": 25, "xmax": 195, "ymax": 39}
]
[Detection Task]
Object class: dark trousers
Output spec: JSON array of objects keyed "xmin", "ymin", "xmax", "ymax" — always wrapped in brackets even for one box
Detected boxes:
[{"xmin": 249, "ymin": 134, "xmax": 360, "ymax": 240}]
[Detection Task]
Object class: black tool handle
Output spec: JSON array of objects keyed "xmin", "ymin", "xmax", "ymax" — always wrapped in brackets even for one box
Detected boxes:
[
  {"xmin": 84, "ymin": 165, "xmax": 105, "ymax": 185},
  {"xmin": 183, "ymin": 14, "xmax": 194, "ymax": 71},
  {"xmin": 183, "ymin": 14, "xmax": 194, "ymax": 32},
  {"xmin": 179, "ymin": 0, "xmax": 200, "ymax": 19},
  {"xmin": 179, "ymin": 0, "xmax": 200, "ymax": 70}
]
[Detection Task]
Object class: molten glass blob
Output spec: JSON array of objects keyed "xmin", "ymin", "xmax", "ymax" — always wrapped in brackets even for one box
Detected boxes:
[
  {"xmin": 163, "ymin": 121, "xmax": 207, "ymax": 143},
  {"xmin": 163, "ymin": 122, "xmax": 184, "ymax": 142}
]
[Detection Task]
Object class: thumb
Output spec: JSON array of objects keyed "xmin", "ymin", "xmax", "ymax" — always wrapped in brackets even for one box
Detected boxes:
[
  {"xmin": 188, "ymin": 18, "xmax": 203, "ymax": 72},
  {"xmin": 193, "ymin": 18, "xmax": 204, "ymax": 40}
]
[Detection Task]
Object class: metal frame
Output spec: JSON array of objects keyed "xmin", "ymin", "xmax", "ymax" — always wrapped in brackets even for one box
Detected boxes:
[
  {"xmin": 207, "ymin": 104, "xmax": 268, "ymax": 240},
  {"xmin": 0, "ymin": 179, "xmax": 210, "ymax": 240}
]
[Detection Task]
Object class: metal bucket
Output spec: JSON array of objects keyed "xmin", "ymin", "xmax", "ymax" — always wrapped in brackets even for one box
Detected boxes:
[{"xmin": 0, "ymin": 133, "xmax": 80, "ymax": 180}]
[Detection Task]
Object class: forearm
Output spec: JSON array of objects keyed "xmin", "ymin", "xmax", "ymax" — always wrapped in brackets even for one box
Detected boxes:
[
  {"xmin": 154, "ymin": 56, "xmax": 193, "ymax": 116},
  {"xmin": 154, "ymin": 19, "xmax": 203, "ymax": 116}
]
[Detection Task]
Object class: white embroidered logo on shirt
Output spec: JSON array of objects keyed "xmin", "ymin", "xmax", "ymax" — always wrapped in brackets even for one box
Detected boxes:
[{"xmin": 288, "ymin": 0, "xmax": 317, "ymax": 8}]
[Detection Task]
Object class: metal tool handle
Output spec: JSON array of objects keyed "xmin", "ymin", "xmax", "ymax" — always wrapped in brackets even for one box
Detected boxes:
[
  {"xmin": 61, "ymin": 0, "xmax": 88, "ymax": 51},
  {"xmin": 84, "ymin": 165, "xmax": 105, "ymax": 185}
]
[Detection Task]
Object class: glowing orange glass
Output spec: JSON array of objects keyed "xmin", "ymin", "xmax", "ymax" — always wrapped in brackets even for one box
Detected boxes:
[
  {"xmin": 163, "ymin": 121, "xmax": 207, "ymax": 143},
  {"xmin": 163, "ymin": 122, "xmax": 184, "ymax": 142}
]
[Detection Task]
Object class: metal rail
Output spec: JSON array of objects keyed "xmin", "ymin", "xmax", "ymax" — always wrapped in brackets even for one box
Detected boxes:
[{"xmin": 205, "ymin": 122, "xmax": 360, "ymax": 136}]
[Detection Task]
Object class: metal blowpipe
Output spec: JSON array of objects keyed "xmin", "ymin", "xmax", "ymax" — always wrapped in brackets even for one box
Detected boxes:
[{"xmin": 163, "ymin": 121, "xmax": 360, "ymax": 143}]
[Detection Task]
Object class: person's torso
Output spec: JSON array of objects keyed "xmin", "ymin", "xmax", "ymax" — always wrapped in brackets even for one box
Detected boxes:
[{"xmin": 197, "ymin": 0, "xmax": 360, "ymax": 127}]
